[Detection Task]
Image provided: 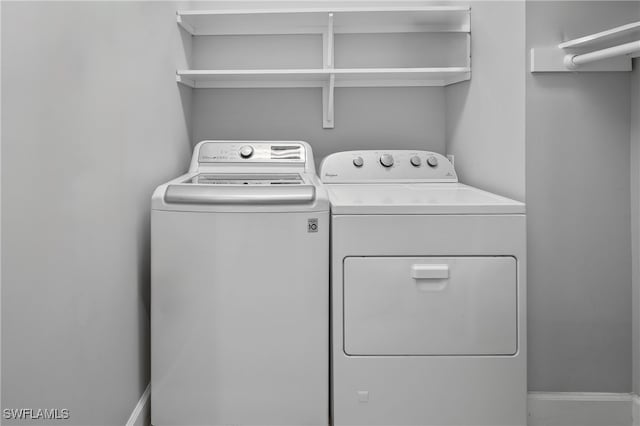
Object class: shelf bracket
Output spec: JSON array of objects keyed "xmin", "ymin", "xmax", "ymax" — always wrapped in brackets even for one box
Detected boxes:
[
  {"xmin": 176, "ymin": 13, "xmax": 196, "ymax": 35},
  {"xmin": 322, "ymin": 74, "xmax": 335, "ymax": 128},
  {"xmin": 530, "ymin": 47, "xmax": 632, "ymax": 72},
  {"xmin": 323, "ymin": 13, "xmax": 334, "ymax": 69},
  {"xmin": 321, "ymin": 12, "xmax": 335, "ymax": 129},
  {"xmin": 176, "ymin": 74, "xmax": 195, "ymax": 88}
]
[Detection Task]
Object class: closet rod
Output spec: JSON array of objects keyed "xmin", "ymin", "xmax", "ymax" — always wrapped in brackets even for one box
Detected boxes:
[{"xmin": 564, "ymin": 40, "xmax": 640, "ymax": 69}]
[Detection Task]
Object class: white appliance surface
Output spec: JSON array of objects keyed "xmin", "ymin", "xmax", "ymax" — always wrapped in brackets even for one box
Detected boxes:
[
  {"xmin": 151, "ymin": 141, "xmax": 329, "ymax": 426},
  {"xmin": 320, "ymin": 150, "xmax": 526, "ymax": 426},
  {"xmin": 344, "ymin": 256, "xmax": 517, "ymax": 356},
  {"xmin": 326, "ymin": 183, "xmax": 525, "ymax": 214}
]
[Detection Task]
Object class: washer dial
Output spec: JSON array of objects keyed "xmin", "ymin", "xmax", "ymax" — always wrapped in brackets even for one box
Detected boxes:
[
  {"xmin": 410, "ymin": 155, "xmax": 422, "ymax": 167},
  {"xmin": 239, "ymin": 145, "xmax": 254, "ymax": 159},
  {"xmin": 427, "ymin": 156, "xmax": 439, "ymax": 167}
]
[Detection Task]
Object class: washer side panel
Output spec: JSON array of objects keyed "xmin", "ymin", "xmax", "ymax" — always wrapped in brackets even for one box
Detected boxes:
[{"xmin": 152, "ymin": 210, "xmax": 329, "ymax": 426}]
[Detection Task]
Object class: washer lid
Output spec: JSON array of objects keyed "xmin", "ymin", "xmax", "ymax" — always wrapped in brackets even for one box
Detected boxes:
[
  {"xmin": 326, "ymin": 183, "xmax": 525, "ymax": 215},
  {"xmin": 164, "ymin": 173, "xmax": 315, "ymax": 205},
  {"xmin": 152, "ymin": 171, "xmax": 328, "ymax": 212}
]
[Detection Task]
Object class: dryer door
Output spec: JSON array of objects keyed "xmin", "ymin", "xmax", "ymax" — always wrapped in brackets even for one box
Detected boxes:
[{"xmin": 343, "ymin": 256, "xmax": 517, "ymax": 356}]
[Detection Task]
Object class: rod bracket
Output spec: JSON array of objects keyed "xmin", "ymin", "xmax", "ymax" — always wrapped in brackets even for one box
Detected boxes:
[{"xmin": 530, "ymin": 47, "xmax": 632, "ymax": 72}]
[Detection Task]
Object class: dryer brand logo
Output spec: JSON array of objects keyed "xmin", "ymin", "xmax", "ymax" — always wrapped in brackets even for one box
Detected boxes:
[{"xmin": 307, "ymin": 218, "xmax": 318, "ymax": 233}]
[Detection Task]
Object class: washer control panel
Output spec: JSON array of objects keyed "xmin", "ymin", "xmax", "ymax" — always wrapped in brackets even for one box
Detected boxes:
[
  {"xmin": 319, "ymin": 150, "xmax": 457, "ymax": 183},
  {"xmin": 198, "ymin": 141, "xmax": 306, "ymax": 164}
]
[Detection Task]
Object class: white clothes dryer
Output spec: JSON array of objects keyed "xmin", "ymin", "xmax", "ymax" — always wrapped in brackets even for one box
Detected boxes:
[{"xmin": 320, "ymin": 150, "xmax": 526, "ymax": 426}]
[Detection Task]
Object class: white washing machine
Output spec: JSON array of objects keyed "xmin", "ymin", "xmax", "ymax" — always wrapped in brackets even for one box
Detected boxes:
[
  {"xmin": 151, "ymin": 141, "xmax": 329, "ymax": 426},
  {"xmin": 320, "ymin": 150, "xmax": 526, "ymax": 426}
]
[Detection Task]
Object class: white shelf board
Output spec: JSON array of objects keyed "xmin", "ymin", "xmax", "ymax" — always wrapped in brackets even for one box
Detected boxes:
[
  {"xmin": 177, "ymin": 6, "xmax": 470, "ymax": 36},
  {"xmin": 558, "ymin": 21, "xmax": 640, "ymax": 49},
  {"xmin": 176, "ymin": 69, "xmax": 329, "ymax": 88},
  {"xmin": 176, "ymin": 67, "xmax": 471, "ymax": 88},
  {"xmin": 332, "ymin": 67, "xmax": 470, "ymax": 86}
]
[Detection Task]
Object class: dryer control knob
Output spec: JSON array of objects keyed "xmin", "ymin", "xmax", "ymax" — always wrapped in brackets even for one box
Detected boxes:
[
  {"xmin": 353, "ymin": 157, "xmax": 364, "ymax": 167},
  {"xmin": 410, "ymin": 155, "xmax": 422, "ymax": 167},
  {"xmin": 427, "ymin": 156, "xmax": 438, "ymax": 167},
  {"xmin": 379, "ymin": 154, "xmax": 394, "ymax": 168},
  {"xmin": 239, "ymin": 145, "xmax": 254, "ymax": 159}
]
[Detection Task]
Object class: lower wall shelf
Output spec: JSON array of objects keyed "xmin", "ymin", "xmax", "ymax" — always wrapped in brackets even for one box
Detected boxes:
[
  {"xmin": 176, "ymin": 67, "xmax": 471, "ymax": 88},
  {"xmin": 176, "ymin": 67, "xmax": 471, "ymax": 128}
]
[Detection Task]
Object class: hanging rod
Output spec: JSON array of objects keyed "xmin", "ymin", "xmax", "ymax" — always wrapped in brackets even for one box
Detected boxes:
[
  {"xmin": 564, "ymin": 40, "xmax": 640, "ymax": 70},
  {"xmin": 558, "ymin": 21, "xmax": 640, "ymax": 49}
]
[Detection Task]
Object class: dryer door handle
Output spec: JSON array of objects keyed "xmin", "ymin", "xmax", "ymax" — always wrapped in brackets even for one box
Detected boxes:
[{"xmin": 411, "ymin": 264, "xmax": 449, "ymax": 280}]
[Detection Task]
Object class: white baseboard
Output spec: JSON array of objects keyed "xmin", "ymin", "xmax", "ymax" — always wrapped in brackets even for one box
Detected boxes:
[
  {"xmin": 125, "ymin": 389, "xmax": 636, "ymax": 426},
  {"xmin": 126, "ymin": 383, "xmax": 150, "ymax": 426},
  {"xmin": 528, "ymin": 392, "xmax": 635, "ymax": 426}
]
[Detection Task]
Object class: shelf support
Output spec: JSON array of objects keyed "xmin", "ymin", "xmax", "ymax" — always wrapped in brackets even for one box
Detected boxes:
[
  {"xmin": 530, "ymin": 47, "xmax": 632, "ymax": 72},
  {"xmin": 323, "ymin": 74, "xmax": 335, "ymax": 128},
  {"xmin": 326, "ymin": 13, "xmax": 334, "ymax": 68},
  {"xmin": 176, "ymin": 13, "xmax": 196, "ymax": 35},
  {"xmin": 322, "ymin": 13, "xmax": 335, "ymax": 128},
  {"xmin": 465, "ymin": 32, "xmax": 471, "ymax": 69}
]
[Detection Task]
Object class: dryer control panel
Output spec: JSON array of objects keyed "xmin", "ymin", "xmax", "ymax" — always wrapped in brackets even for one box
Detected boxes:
[{"xmin": 319, "ymin": 150, "xmax": 457, "ymax": 183}]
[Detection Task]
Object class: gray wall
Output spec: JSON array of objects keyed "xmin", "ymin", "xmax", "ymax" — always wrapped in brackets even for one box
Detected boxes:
[
  {"xmin": 632, "ymin": 57, "xmax": 640, "ymax": 395},
  {"xmin": 192, "ymin": 87, "xmax": 446, "ymax": 166},
  {"xmin": 446, "ymin": 1, "xmax": 526, "ymax": 201},
  {"xmin": 1, "ymin": 2, "xmax": 191, "ymax": 424},
  {"xmin": 189, "ymin": 27, "xmax": 451, "ymax": 160},
  {"xmin": 526, "ymin": 1, "xmax": 637, "ymax": 392}
]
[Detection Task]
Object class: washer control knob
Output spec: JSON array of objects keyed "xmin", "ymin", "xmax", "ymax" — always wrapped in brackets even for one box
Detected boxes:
[
  {"xmin": 427, "ymin": 155, "xmax": 439, "ymax": 167},
  {"xmin": 353, "ymin": 156, "xmax": 364, "ymax": 168},
  {"xmin": 379, "ymin": 154, "xmax": 394, "ymax": 168},
  {"xmin": 239, "ymin": 145, "xmax": 254, "ymax": 159},
  {"xmin": 410, "ymin": 155, "xmax": 422, "ymax": 167}
]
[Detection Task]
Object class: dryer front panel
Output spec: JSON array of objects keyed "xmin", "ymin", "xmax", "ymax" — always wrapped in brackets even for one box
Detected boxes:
[{"xmin": 343, "ymin": 256, "xmax": 517, "ymax": 356}]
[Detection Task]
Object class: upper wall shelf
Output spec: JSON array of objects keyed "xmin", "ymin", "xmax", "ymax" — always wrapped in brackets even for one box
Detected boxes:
[
  {"xmin": 531, "ymin": 20, "xmax": 640, "ymax": 72},
  {"xmin": 177, "ymin": 6, "xmax": 470, "ymax": 36}
]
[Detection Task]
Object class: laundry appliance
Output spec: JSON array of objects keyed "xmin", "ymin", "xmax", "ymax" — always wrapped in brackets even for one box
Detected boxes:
[
  {"xmin": 320, "ymin": 150, "xmax": 526, "ymax": 426},
  {"xmin": 151, "ymin": 141, "xmax": 329, "ymax": 426}
]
